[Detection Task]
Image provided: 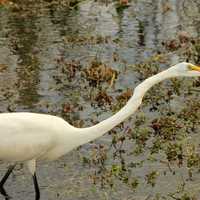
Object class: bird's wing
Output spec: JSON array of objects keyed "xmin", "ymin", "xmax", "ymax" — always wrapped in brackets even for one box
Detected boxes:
[
  {"xmin": 0, "ymin": 131, "xmax": 56, "ymax": 162},
  {"xmin": 0, "ymin": 114, "xmax": 57, "ymax": 162}
]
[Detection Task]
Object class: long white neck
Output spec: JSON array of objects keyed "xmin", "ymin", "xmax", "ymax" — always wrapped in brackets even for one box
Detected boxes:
[{"xmin": 74, "ymin": 68, "xmax": 175, "ymax": 145}]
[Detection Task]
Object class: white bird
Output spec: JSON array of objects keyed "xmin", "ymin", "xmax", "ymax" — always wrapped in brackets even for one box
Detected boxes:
[{"xmin": 0, "ymin": 62, "xmax": 200, "ymax": 200}]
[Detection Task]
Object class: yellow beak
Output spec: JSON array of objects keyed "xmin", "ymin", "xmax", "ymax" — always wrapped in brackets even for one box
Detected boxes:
[{"xmin": 189, "ymin": 64, "xmax": 200, "ymax": 72}]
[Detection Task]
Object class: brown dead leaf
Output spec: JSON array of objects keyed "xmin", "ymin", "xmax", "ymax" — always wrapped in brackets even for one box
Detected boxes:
[
  {"xmin": 94, "ymin": 90, "xmax": 113, "ymax": 106},
  {"xmin": 116, "ymin": 88, "xmax": 133, "ymax": 102},
  {"xmin": 0, "ymin": 0, "xmax": 10, "ymax": 5},
  {"xmin": 0, "ymin": 64, "xmax": 8, "ymax": 72},
  {"xmin": 84, "ymin": 60, "xmax": 118, "ymax": 86},
  {"xmin": 162, "ymin": 2, "xmax": 172, "ymax": 13},
  {"xmin": 63, "ymin": 103, "xmax": 74, "ymax": 113}
]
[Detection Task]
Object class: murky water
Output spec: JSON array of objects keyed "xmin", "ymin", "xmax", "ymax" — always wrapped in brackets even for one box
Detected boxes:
[{"xmin": 0, "ymin": 0, "xmax": 200, "ymax": 199}]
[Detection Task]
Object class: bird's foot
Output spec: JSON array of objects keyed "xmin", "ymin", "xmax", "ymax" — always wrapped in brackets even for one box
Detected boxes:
[
  {"xmin": 0, "ymin": 187, "xmax": 12, "ymax": 200},
  {"xmin": 5, "ymin": 195, "xmax": 12, "ymax": 200}
]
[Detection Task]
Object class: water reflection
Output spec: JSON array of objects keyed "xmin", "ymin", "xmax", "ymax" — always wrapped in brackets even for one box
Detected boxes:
[{"xmin": 8, "ymin": 10, "xmax": 40, "ymax": 109}]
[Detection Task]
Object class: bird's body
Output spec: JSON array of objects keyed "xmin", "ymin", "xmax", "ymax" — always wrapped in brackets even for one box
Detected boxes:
[
  {"xmin": 0, "ymin": 62, "xmax": 199, "ymax": 200},
  {"xmin": 0, "ymin": 112, "xmax": 80, "ymax": 162}
]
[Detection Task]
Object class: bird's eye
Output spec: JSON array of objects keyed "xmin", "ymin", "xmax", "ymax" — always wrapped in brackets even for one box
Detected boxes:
[{"xmin": 188, "ymin": 64, "xmax": 200, "ymax": 71}]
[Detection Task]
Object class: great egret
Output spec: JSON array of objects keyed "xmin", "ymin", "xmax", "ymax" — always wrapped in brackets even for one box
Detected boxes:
[{"xmin": 0, "ymin": 62, "xmax": 200, "ymax": 200}]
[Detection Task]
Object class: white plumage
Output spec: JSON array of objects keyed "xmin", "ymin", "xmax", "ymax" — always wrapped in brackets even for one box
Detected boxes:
[{"xmin": 0, "ymin": 62, "xmax": 199, "ymax": 200}]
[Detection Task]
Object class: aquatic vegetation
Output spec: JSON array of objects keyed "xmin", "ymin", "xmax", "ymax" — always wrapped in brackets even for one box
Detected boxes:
[
  {"xmin": 94, "ymin": 90, "xmax": 113, "ymax": 106},
  {"xmin": 63, "ymin": 35, "xmax": 111, "ymax": 45},
  {"xmin": 83, "ymin": 59, "xmax": 118, "ymax": 86},
  {"xmin": 145, "ymin": 170, "xmax": 159, "ymax": 187},
  {"xmin": 0, "ymin": 0, "xmax": 199, "ymax": 199},
  {"xmin": 132, "ymin": 60, "xmax": 160, "ymax": 80},
  {"xmin": 116, "ymin": 88, "xmax": 133, "ymax": 102},
  {"xmin": 163, "ymin": 34, "xmax": 200, "ymax": 64},
  {"xmin": 82, "ymin": 53, "xmax": 200, "ymax": 199},
  {"xmin": 0, "ymin": 64, "xmax": 7, "ymax": 72}
]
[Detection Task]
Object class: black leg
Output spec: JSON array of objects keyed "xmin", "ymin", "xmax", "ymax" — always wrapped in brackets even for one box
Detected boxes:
[
  {"xmin": 33, "ymin": 173, "xmax": 40, "ymax": 200},
  {"xmin": 0, "ymin": 165, "xmax": 16, "ymax": 200}
]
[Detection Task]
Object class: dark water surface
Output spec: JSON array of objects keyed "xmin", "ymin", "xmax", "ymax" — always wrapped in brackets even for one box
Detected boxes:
[{"xmin": 0, "ymin": 0, "xmax": 200, "ymax": 199}]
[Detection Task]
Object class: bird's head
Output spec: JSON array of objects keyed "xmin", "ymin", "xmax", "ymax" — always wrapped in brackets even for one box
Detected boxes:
[{"xmin": 168, "ymin": 62, "xmax": 200, "ymax": 77}]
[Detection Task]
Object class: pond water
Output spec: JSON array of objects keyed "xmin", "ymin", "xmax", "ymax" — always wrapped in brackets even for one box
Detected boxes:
[{"xmin": 0, "ymin": 0, "xmax": 200, "ymax": 199}]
